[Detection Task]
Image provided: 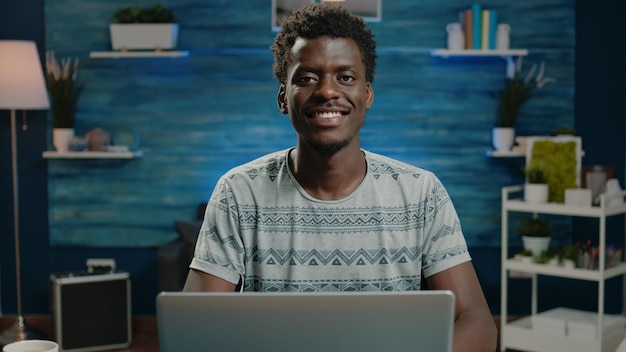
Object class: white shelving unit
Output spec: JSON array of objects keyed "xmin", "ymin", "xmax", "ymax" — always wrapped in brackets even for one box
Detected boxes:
[
  {"xmin": 42, "ymin": 151, "xmax": 143, "ymax": 159},
  {"xmin": 89, "ymin": 51, "xmax": 189, "ymax": 59},
  {"xmin": 500, "ymin": 185, "xmax": 626, "ymax": 352}
]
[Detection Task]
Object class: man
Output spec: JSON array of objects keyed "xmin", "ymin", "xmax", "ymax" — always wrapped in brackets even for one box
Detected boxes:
[{"xmin": 184, "ymin": 3, "xmax": 497, "ymax": 351}]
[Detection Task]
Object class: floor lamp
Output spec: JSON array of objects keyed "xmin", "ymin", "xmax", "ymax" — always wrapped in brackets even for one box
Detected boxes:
[{"xmin": 0, "ymin": 41, "xmax": 50, "ymax": 344}]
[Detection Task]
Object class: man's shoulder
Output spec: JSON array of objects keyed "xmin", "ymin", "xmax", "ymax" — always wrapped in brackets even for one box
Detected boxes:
[
  {"xmin": 223, "ymin": 149, "xmax": 288, "ymax": 180},
  {"xmin": 364, "ymin": 150, "xmax": 434, "ymax": 179}
]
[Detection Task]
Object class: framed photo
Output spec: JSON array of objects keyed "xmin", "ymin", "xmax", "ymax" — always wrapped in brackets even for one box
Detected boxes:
[
  {"xmin": 272, "ymin": 0, "xmax": 315, "ymax": 31},
  {"xmin": 337, "ymin": 0, "xmax": 381, "ymax": 22},
  {"xmin": 525, "ymin": 135, "xmax": 582, "ymax": 203},
  {"xmin": 271, "ymin": 0, "xmax": 382, "ymax": 31}
]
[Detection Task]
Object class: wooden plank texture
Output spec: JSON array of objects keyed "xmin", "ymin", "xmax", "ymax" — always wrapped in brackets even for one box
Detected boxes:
[{"xmin": 44, "ymin": 0, "xmax": 575, "ymax": 247}]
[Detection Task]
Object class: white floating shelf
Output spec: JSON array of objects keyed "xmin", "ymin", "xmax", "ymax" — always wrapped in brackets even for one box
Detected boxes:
[
  {"xmin": 431, "ymin": 49, "xmax": 528, "ymax": 58},
  {"xmin": 43, "ymin": 151, "xmax": 143, "ymax": 159},
  {"xmin": 89, "ymin": 51, "xmax": 189, "ymax": 59},
  {"xmin": 486, "ymin": 149, "xmax": 585, "ymax": 158},
  {"xmin": 485, "ymin": 149, "xmax": 526, "ymax": 158}
]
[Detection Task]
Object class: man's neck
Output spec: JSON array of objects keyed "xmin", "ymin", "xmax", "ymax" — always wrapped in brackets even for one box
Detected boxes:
[{"xmin": 289, "ymin": 145, "xmax": 367, "ymax": 201}]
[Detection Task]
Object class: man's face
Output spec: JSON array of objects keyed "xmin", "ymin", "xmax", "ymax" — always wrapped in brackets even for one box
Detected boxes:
[{"xmin": 277, "ymin": 36, "xmax": 374, "ymax": 154}]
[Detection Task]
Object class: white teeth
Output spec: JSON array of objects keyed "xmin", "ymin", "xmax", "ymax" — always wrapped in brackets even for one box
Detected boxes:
[{"xmin": 315, "ymin": 111, "xmax": 342, "ymax": 119}]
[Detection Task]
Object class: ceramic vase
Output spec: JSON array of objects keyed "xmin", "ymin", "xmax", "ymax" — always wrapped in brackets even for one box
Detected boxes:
[
  {"xmin": 52, "ymin": 128, "xmax": 75, "ymax": 153},
  {"xmin": 492, "ymin": 127, "xmax": 515, "ymax": 151}
]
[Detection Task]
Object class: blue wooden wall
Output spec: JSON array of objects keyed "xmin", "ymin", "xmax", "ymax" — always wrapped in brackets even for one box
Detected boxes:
[{"xmin": 44, "ymin": 0, "xmax": 574, "ymax": 247}]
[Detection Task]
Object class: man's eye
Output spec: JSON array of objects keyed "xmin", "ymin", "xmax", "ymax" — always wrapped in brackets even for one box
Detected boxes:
[
  {"xmin": 339, "ymin": 75, "xmax": 355, "ymax": 83},
  {"xmin": 296, "ymin": 76, "xmax": 316, "ymax": 84}
]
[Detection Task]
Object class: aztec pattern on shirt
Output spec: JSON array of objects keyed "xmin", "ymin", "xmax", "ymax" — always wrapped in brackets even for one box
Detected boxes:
[{"xmin": 190, "ymin": 149, "xmax": 470, "ymax": 292}]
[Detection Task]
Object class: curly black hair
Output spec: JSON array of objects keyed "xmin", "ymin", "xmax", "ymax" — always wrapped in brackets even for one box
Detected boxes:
[{"xmin": 270, "ymin": 2, "xmax": 377, "ymax": 85}]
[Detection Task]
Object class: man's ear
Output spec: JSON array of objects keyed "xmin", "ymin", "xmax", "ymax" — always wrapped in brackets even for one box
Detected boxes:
[
  {"xmin": 365, "ymin": 82, "xmax": 374, "ymax": 110},
  {"xmin": 277, "ymin": 85, "xmax": 288, "ymax": 114}
]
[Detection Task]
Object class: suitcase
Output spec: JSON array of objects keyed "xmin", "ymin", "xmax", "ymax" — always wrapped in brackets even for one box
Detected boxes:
[{"xmin": 49, "ymin": 271, "xmax": 132, "ymax": 352}]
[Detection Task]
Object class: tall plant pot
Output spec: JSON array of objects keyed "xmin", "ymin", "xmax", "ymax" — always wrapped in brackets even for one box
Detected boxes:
[
  {"xmin": 492, "ymin": 127, "xmax": 515, "ymax": 151},
  {"xmin": 525, "ymin": 183, "xmax": 549, "ymax": 203},
  {"xmin": 522, "ymin": 236, "xmax": 551, "ymax": 257},
  {"xmin": 53, "ymin": 128, "xmax": 74, "ymax": 153}
]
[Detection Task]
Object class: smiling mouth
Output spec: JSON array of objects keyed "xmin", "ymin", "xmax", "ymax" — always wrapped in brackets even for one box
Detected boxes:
[{"xmin": 312, "ymin": 111, "xmax": 344, "ymax": 119}]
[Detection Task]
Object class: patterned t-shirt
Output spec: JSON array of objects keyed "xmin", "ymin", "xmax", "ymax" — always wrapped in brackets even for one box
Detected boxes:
[{"xmin": 190, "ymin": 148, "xmax": 471, "ymax": 291}]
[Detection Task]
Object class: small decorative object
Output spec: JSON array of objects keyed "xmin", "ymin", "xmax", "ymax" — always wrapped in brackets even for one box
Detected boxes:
[
  {"xmin": 519, "ymin": 216, "xmax": 551, "ymax": 257},
  {"xmin": 45, "ymin": 50, "xmax": 84, "ymax": 152},
  {"xmin": 564, "ymin": 188, "xmax": 592, "ymax": 207},
  {"xmin": 493, "ymin": 58, "xmax": 555, "ymax": 151},
  {"xmin": 69, "ymin": 137, "xmax": 88, "ymax": 151},
  {"xmin": 604, "ymin": 178, "xmax": 624, "ymax": 206},
  {"xmin": 586, "ymin": 165, "xmax": 608, "ymax": 204},
  {"xmin": 446, "ymin": 22, "xmax": 464, "ymax": 50},
  {"xmin": 524, "ymin": 166, "xmax": 549, "ymax": 203},
  {"xmin": 495, "ymin": 23, "xmax": 510, "ymax": 50},
  {"xmin": 110, "ymin": 4, "xmax": 178, "ymax": 51},
  {"xmin": 85, "ymin": 128, "xmax": 111, "ymax": 151}
]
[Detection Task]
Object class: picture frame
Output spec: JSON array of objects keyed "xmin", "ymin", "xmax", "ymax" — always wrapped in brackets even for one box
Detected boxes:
[
  {"xmin": 525, "ymin": 135, "xmax": 582, "ymax": 203},
  {"xmin": 271, "ymin": 0, "xmax": 382, "ymax": 31}
]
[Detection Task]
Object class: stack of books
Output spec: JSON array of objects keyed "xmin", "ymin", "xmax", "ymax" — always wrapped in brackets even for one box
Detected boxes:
[{"xmin": 459, "ymin": 4, "xmax": 499, "ymax": 50}]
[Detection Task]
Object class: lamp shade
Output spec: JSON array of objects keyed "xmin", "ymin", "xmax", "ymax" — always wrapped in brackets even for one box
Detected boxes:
[{"xmin": 0, "ymin": 40, "xmax": 50, "ymax": 110}]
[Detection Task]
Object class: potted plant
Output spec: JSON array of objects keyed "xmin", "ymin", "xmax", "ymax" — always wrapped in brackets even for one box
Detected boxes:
[
  {"xmin": 515, "ymin": 249, "xmax": 535, "ymax": 264},
  {"xmin": 45, "ymin": 50, "xmax": 85, "ymax": 152},
  {"xmin": 518, "ymin": 216, "xmax": 551, "ymax": 257},
  {"xmin": 109, "ymin": 4, "xmax": 178, "ymax": 51},
  {"xmin": 560, "ymin": 243, "xmax": 579, "ymax": 269},
  {"xmin": 524, "ymin": 166, "xmax": 549, "ymax": 203},
  {"xmin": 492, "ymin": 58, "xmax": 555, "ymax": 151},
  {"xmin": 553, "ymin": 126, "xmax": 576, "ymax": 136}
]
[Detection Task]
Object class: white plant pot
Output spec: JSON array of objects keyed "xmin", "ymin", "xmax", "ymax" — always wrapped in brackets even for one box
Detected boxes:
[
  {"xmin": 52, "ymin": 128, "xmax": 75, "ymax": 153},
  {"xmin": 520, "ymin": 256, "xmax": 534, "ymax": 264},
  {"xmin": 522, "ymin": 236, "xmax": 551, "ymax": 257},
  {"xmin": 525, "ymin": 183, "xmax": 549, "ymax": 203},
  {"xmin": 492, "ymin": 127, "xmax": 515, "ymax": 151},
  {"xmin": 110, "ymin": 23, "xmax": 179, "ymax": 51},
  {"xmin": 562, "ymin": 259, "xmax": 576, "ymax": 269}
]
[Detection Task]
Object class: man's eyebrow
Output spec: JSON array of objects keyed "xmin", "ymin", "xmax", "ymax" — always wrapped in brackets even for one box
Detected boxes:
[{"xmin": 295, "ymin": 65, "xmax": 317, "ymax": 73}]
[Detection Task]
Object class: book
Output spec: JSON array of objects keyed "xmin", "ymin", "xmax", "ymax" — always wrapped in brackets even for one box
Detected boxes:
[
  {"xmin": 481, "ymin": 9, "xmax": 490, "ymax": 50},
  {"xmin": 471, "ymin": 4, "xmax": 482, "ymax": 49},
  {"xmin": 488, "ymin": 10, "xmax": 498, "ymax": 49},
  {"xmin": 461, "ymin": 8, "xmax": 473, "ymax": 49}
]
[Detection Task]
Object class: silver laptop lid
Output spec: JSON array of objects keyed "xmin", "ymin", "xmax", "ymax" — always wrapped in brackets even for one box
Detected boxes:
[{"xmin": 157, "ymin": 290, "xmax": 455, "ymax": 352}]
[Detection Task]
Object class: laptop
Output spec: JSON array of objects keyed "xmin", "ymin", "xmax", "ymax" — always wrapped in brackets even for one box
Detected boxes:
[{"xmin": 156, "ymin": 290, "xmax": 455, "ymax": 352}]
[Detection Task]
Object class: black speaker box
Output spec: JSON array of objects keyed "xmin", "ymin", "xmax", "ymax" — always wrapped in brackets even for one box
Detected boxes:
[{"xmin": 49, "ymin": 272, "xmax": 132, "ymax": 352}]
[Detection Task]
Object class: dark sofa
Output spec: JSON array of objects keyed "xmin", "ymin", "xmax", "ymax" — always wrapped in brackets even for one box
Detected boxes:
[{"xmin": 157, "ymin": 204, "xmax": 206, "ymax": 292}]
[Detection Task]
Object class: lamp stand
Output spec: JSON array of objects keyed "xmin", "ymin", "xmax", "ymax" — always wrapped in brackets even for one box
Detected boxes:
[{"xmin": 0, "ymin": 110, "xmax": 45, "ymax": 346}]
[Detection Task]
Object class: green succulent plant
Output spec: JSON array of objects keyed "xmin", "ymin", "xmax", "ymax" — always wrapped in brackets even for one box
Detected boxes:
[
  {"xmin": 524, "ymin": 167, "xmax": 548, "ymax": 184},
  {"xmin": 518, "ymin": 216, "xmax": 551, "ymax": 238},
  {"xmin": 114, "ymin": 4, "xmax": 176, "ymax": 23}
]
